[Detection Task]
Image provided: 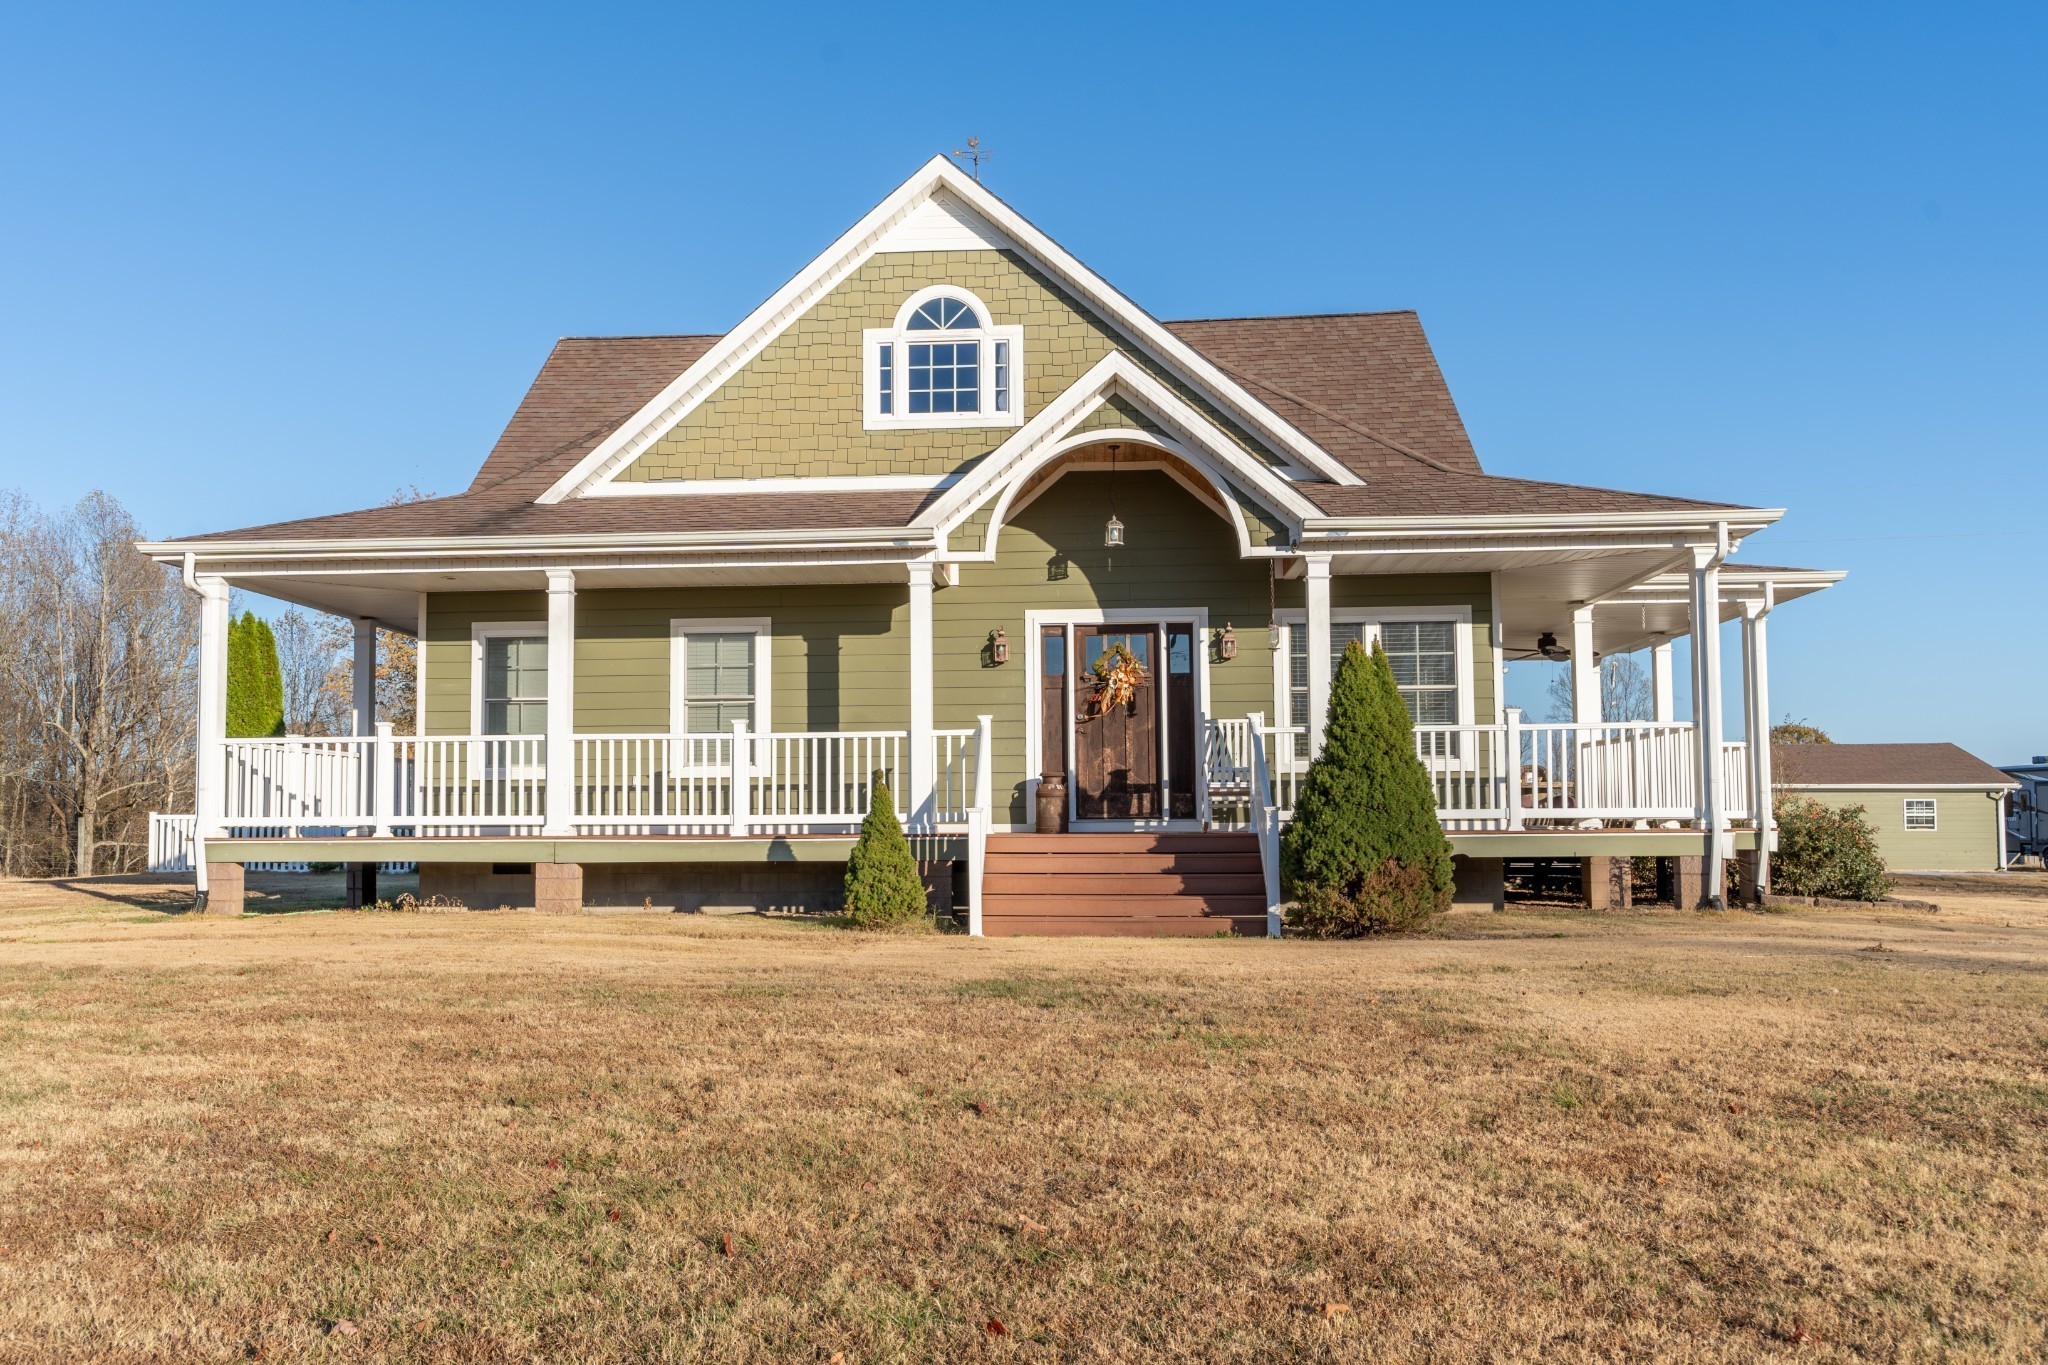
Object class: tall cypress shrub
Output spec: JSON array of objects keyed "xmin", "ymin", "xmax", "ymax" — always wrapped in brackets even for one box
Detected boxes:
[
  {"xmin": 1281, "ymin": 639, "xmax": 1454, "ymax": 935},
  {"xmin": 226, "ymin": 611, "xmax": 286, "ymax": 738},
  {"xmin": 842, "ymin": 781, "xmax": 929, "ymax": 927}
]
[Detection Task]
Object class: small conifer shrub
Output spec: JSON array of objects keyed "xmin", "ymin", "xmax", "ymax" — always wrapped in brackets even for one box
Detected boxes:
[
  {"xmin": 226, "ymin": 611, "xmax": 286, "ymax": 738},
  {"xmin": 1281, "ymin": 639, "xmax": 1454, "ymax": 935},
  {"xmin": 842, "ymin": 780, "xmax": 929, "ymax": 928}
]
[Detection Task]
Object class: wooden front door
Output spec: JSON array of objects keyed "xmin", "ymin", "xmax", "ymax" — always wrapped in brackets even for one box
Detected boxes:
[{"xmin": 1073, "ymin": 626, "xmax": 1161, "ymax": 821}]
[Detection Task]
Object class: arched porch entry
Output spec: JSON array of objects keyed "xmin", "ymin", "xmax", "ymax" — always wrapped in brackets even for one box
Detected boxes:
[{"xmin": 981, "ymin": 436, "xmax": 1272, "ymax": 830}]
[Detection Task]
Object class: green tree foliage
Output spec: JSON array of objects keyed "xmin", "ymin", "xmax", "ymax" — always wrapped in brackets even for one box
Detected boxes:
[
  {"xmin": 1281, "ymin": 639, "xmax": 1454, "ymax": 936},
  {"xmin": 842, "ymin": 781, "xmax": 929, "ymax": 928},
  {"xmin": 226, "ymin": 611, "xmax": 285, "ymax": 738},
  {"xmin": 1772, "ymin": 796, "xmax": 1893, "ymax": 901}
]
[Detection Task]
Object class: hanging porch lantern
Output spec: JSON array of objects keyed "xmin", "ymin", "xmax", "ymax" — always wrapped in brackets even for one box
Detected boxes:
[
  {"xmin": 1216, "ymin": 623, "xmax": 1238, "ymax": 661},
  {"xmin": 1103, "ymin": 442, "xmax": 1124, "ymax": 547}
]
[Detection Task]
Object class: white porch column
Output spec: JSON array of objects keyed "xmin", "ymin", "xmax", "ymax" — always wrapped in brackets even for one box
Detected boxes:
[
  {"xmin": 193, "ymin": 576, "xmax": 231, "ymax": 872},
  {"xmin": 542, "ymin": 569, "xmax": 576, "ymax": 837},
  {"xmin": 1304, "ymin": 553, "xmax": 1333, "ymax": 756},
  {"xmin": 1690, "ymin": 544, "xmax": 1728, "ymax": 907},
  {"xmin": 351, "ymin": 617, "xmax": 377, "ymax": 737},
  {"xmin": 907, "ymin": 560, "xmax": 935, "ymax": 830},
  {"xmin": 1740, "ymin": 589, "xmax": 1775, "ymax": 888},
  {"xmin": 1570, "ymin": 607, "xmax": 1600, "ymax": 723},
  {"xmin": 1651, "ymin": 641, "xmax": 1676, "ymax": 722}
]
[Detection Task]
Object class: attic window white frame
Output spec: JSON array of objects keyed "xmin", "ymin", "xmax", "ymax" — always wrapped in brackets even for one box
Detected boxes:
[{"xmin": 863, "ymin": 286, "xmax": 1023, "ymax": 432}]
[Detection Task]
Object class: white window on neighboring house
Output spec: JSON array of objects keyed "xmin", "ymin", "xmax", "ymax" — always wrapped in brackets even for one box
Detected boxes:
[
  {"xmin": 1904, "ymin": 798, "xmax": 1938, "ymax": 831},
  {"xmin": 670, "ymin": 620, "xmax": 772, "ymax": 735},
  {"xmin": 864, "ymin": 287, "xmax": 1024, "ymax": 431}
]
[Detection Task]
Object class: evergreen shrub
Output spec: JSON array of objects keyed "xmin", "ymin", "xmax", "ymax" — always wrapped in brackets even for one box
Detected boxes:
[
  {"xmin": 842, "ymin": 780, "xmax": 929, "ymax": 928},
  {"xmin": 1280, "ymin": 640, "xmax": 1454, "ymax": 936}
]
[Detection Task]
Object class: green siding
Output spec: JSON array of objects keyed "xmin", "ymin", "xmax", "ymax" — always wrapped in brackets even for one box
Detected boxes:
[
  {"xmin": 1796, "ymin": 788, "xmax": 2004, "ymax": 872},
  {"xmin": 615, "ymin": 249, "xmax": 1282, "ymax": 483},
  {"xmin": 419, "ymin": 472, "xmax": 1497, "ymax": 828}
]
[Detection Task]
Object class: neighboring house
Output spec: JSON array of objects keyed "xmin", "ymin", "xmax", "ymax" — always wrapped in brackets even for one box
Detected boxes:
[
  {"xmin": 140, "ymin": 158, "xmax": 1845, "ymax": 931},
  {"xmin": 1774, "ymin": 743, "xmax": 2018, "ymax": 872},
  {"xmin": 2001, "ymin": 756, "xmax": 2048, "ymax": 867}
]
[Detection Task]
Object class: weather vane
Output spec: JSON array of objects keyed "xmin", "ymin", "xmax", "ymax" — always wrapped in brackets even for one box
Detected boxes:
[{"xmin": 949, "ymin": 137, "xmax": 990, "ymax": 181}]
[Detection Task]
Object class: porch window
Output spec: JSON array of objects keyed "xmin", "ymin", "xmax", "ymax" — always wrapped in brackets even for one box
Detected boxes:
[
  {"xmin": 1282, "ymin": 614, "xmax": 1469, "ymax": 758},
  {"xmin": 480, "ymin": 635, "xmax": 547, "ymax": 735},
  {"xmin": 1903, "ymin": 798, "xmax": 1937, "ymax": 831},
  {"xmin": 681, "ymin": 633, "xmax": 758, "ymax": 733}
]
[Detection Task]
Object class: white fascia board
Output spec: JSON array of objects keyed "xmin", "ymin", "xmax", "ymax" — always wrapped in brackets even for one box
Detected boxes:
[
  {"xmin": 138, "ymin": 524, "xmax": 936, "ymax": 564},
  {"xmin": 539, "ymin": 156, "xmax": 1359, "ymax": 504},
  {"xmin": 1304, "ymin": 508, "xmax": 1786, "ymax": 538},
  {"xmin": 918, "ymin": 352, "xmax": 1322, "ymax": 537},
  {"xmin": 1780, "ymin": 781, "xmax": 2019, "ymax": 791},
  {"xmin": 585, "ymin": 472, "xmax": 957, "ymax": 497}
]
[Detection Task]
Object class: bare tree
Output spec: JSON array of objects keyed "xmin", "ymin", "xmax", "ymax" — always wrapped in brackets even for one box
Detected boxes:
[
  {"xmin": 274, "ymin": 607, "xmax": 347, "ymax": 735},
  {"xmin": 1544, "ymin": 651, "xmax": 1655, "ymax": 723},
  {"xmin": 0, "ymin": 492, "xmax": 196, "ymax": 876}
]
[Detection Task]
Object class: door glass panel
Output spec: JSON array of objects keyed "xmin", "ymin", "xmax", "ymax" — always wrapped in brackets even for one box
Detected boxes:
[
  {"xmin": 1043, "ymin": 628, "xmax": 1065, "ymax": 676},
  {"xmin": 1167, "ymin": 625, "xmax": 1193, "ymax": 675}
]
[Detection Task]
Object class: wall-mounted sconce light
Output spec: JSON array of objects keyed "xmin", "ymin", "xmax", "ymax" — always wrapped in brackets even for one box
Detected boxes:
[
  {"xmin": 988, "ymin": 627, "xmax": 1009, "ymax": 666},
  {"xmin": 1216, "ymin": 623, "xmax": 1238, "ymax": 661}
]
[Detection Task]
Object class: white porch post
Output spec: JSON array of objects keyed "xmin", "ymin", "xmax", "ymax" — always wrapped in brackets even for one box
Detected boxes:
[
  {"xmin": 907, "ymin": 560, "xmax": 935, "ymax": 830},
  {"xmin": 1741, "ymin": 587, "xmax": 1776, "ymax": 888},
  {"xmin": 1690, "ymin": 540, "xmax": 1728, "ymax": 907},
  {"xmin": 1651, "ymin": 641, "xmax": 1676, "ymax": 722},
  {"xmin": 351, "ymin": 617, "xmax": 377, "ymax": 737},
  {"xmin": 1570, "ymin": 607, "xmax": 1600, "ymax": 723},
  {"xmin": 542, "ymin": 569, "xmax": 576, "ymax": 837},
  {"xmin": 193, "ymin": 576, "xmax": 230, "ymax": 895},
  {"xmin": 1304, "ymin": 553, "xmax": 1333, "ymax": 756}
]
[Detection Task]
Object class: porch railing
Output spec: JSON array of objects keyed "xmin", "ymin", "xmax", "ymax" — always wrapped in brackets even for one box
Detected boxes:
[
  {"xmin": 216, "ymin": 724, "xmax": 992, "ymax": 839},
  {"xmin": 1208, "ymin": 715, "xmax": 1756, "ymax": 831}
]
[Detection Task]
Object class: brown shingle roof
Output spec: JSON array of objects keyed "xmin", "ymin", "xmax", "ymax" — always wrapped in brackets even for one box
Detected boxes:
[
  {"xmin": 1773, "ymin": 743, "xmax": 2017, "ymax": 788},
  {"xmin": 163, "ymin": 314, "xmax": 1754, "ymax": 545}
]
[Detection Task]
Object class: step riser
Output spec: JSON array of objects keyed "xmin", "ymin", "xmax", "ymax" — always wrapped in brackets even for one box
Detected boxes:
[
  {"xmin": 984, "ymin": 854, "xmax": 1261, "ymax": 875},
  {"xmin": 985, "ymin": 874, "xmax": 1265, "ymax": 896},
  {"xmin": 978, "ymin": 833, "xmax": 1269, "ymax": 935},
  {"xmin": 987, "ymin": 835, "xmax": 1258, "ymax": 854},
  {"xmin": 981, "ymin": 916, "xmax": 1266, "ymax": 938},
  {"xmin": 982, "ymin": 896, "xmax": 1268, "ymax": 917}
]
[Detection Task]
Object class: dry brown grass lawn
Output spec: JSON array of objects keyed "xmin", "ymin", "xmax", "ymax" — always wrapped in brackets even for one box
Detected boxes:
[{"xmin": 1, "ymin": 872, "xmax": 2044, "ymax": 1362}]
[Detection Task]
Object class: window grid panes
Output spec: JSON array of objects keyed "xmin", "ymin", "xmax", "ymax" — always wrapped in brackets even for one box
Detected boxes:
[
  {"xmin": 482, "ymin": 636, "xmax": 548, "ymax": 736},
  {"xmin": 908, "ymin": 340, "xmax": 979, "ymax": 414},
  {"xmin": 1903, "ymin": 798, "xmax": 1937, "ymax": 831},
  {"xmin": 683, "ymin": 632, "xmax": 757, "ymax": 734},
  {"xmin": 1288, "ymin": 621, "xmax": 1460, "ymax": 758},
  {"xmin": 993, "ymin": 339, "xmax": 1010, "ymax": 412},
  {"xmin": 877, "ymin": 343, "xmax": 892, "ymax": 414},
  {"xmin": 906, "ymin": 297, "xmax": 980, "ymax": 330}
]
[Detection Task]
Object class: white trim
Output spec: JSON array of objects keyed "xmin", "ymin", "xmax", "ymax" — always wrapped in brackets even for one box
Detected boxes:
[
  {"xmin": 587, "ymin": 472, "xmax": 958, "ymax": 498},
  {"xmin": 1780, "ymin": 782, "xmax": 2018, "ymax": 792},
  {"xmin": 538, "ymin": 156, "xmax": 1362, "ymax": 503},
  {"xmin": 469, "ymin": 621, "xmax": 548, "ymax": 736},
  {"xmin": 1903, "ymin": 797, "xmax": 1939, "ymax": 831},
  {"xmin": 1269, "ymin": 605, "xmax": 1479, "ymax": 739},
  {"xmin": 921, "ymin": 352, "xmax": 1320, "ymax": 555},
  {"xmin": 669, "ymin": 618, "xmax": 773, "ymax": 735},
  {"xmin": 1021, "ymin": 608, "xmax": 1212, "ymax": 834}
]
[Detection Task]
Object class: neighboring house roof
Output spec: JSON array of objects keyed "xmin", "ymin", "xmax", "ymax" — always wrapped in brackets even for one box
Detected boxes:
[
  {"xmin": 160, "ymin": 314, "xmax": 1756, "ymax": 547},
  {"xmin": 1774, "ymin": 743, "xmax": 2019, "ymax": 789}
]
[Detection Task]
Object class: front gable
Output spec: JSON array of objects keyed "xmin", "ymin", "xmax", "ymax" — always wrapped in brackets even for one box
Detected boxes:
[{"xmin": 541, "ymin": 158, "xmax": 1363, "ymax": 504}]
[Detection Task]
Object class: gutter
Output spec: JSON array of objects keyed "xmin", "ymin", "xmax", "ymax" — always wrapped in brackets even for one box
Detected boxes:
[{"xmin": 138, "ymin": 523, "xmax": 940, "ymax": 563}]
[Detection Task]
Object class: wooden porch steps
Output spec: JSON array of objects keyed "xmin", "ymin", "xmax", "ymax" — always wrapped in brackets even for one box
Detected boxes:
[{"xmin": 981, "ymin": 832, "xmax": 1267, "ymax": 937}]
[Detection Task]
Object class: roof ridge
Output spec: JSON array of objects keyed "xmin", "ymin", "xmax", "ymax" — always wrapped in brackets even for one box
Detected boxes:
[{"xmin": 554, "ymin": 332, "xmax": 726, "ymax": 342}]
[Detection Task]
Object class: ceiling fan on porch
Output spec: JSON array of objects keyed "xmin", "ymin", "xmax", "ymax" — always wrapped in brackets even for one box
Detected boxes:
[{"xmin": 1535, "ymin": 631, "xmax": 1570, "ymax": 661}]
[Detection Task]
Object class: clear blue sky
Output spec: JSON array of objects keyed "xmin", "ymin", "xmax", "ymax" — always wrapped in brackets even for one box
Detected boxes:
[{"xmin": 2, "ymin": 2, "xmax": 2041, "ymax": 761}]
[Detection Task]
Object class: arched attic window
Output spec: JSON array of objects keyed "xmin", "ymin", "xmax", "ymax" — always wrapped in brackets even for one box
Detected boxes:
[{"xmin": 865, "ymin": 287, "xmax": 1024, "ymax": 431}]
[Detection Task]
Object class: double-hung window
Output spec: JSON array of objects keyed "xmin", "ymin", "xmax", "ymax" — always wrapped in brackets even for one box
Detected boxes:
[
  {"xmin": 1903, "ymin": 798, "xmax": 1937, "ymax": 831},
  {"xmin": 1280, "ymin": 611, "xmax": 1472, "ymax": 759},
  {"xmin": 865, "ymin": 287, "xmax": 1024, "ymax": 430},
  {"xmin": 472, "ymin": 624, "xmax": 549, "ymax": 736},
  {"xmin": 670, "ymin": 620, "xmax": 771, "ymax": 737}
]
